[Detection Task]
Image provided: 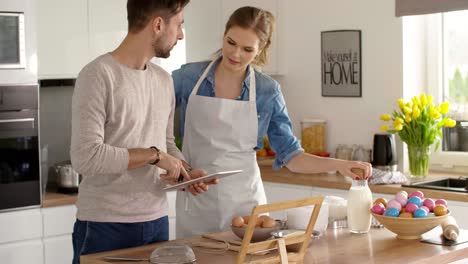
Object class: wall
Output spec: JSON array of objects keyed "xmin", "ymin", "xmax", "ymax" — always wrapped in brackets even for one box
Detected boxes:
[{"xmin": 184, "ymin": 0, "xmax": 405, "ymax": 167}]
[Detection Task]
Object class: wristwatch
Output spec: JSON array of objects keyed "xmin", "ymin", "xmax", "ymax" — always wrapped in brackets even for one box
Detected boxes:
[{"xmin": 149, "ymin": 146, "xmax": 161, "ymax": 165}]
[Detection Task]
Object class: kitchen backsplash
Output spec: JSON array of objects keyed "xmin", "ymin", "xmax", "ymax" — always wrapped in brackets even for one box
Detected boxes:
[{"xmin": 40, "ymin": 85, "xmax": 74, "ymax": 183}]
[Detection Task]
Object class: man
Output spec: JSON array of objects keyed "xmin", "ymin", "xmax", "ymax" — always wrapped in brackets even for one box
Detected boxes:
[{"xmin": 70, "ymin": 0, "xmax": 210, "ymax": 262}]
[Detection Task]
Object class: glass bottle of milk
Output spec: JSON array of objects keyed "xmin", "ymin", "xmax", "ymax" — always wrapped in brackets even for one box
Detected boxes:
[{"xmin": 347, "ymin": 179, "xmax": 372, "ymax": 233}]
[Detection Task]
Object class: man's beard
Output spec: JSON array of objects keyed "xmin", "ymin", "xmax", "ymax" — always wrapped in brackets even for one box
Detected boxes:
[{"xmin": 152, "ymin": 38, "xmax": 175, "ymax": 59}]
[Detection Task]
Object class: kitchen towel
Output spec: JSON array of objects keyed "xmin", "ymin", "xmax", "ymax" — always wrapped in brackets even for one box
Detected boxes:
[{"xmin": 370, "ymin": 168, "xmax": 408, "ymax": 185}]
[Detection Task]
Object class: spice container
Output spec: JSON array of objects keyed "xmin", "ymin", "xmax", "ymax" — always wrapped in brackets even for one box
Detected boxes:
[{"xmin": 301, "ymin": 119, "xmax": 326, "ymax": 154}]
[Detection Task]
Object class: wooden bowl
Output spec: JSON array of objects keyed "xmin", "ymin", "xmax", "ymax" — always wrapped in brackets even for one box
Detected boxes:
[
  {"xmin": 371, "ymin": 211, "xmax": 449, "ymax": 240},
  {"xmin": 231, "ymin": 223, "xmax": 281, "ymax": 242}
]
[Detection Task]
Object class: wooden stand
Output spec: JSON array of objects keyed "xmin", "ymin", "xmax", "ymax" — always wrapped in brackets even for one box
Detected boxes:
[{"xmin": 236, "ymin": 196, "xmax": 324, "ymax": 264}]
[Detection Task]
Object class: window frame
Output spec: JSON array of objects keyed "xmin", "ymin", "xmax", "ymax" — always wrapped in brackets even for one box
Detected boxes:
[{"xmin": 426, "ymin": 13, "xmax": 468, "ymax": 173}]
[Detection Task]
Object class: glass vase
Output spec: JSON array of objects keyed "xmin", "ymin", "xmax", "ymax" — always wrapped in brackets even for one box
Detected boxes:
[{"xmin": 407, "ymin": 145, "xmax": 430, "ymax": 178}]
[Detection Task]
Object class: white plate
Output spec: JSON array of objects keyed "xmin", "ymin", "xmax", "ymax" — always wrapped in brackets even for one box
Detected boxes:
[{"xmin": 163, "ymin": 170, "xmax": 243, "ymax": 191}]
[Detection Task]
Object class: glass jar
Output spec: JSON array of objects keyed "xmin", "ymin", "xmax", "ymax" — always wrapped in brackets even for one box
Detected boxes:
[
  {"xmin": 300, "ymin": 119, "xmax": 326, "ymax": 154},
  {"xmin": 347, "ymin": 179, "xmax": 372, "ymax": 234},
  {"xmin": 335, "ymin": 144, "xmax": 353, "ymax": 160}
]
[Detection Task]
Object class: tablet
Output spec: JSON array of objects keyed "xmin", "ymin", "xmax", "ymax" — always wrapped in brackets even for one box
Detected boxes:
[{"xmin": 163, "ymin": 170, "xmax": 243, "ymax": 191}]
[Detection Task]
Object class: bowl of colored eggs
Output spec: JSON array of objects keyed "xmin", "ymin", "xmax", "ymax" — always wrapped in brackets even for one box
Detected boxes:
[{"xmin": 370, "ymin": 190, "xmax": 450, "ymax": 240}]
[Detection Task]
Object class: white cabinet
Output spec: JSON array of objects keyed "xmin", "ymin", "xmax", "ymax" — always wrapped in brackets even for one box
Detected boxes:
[
  {"xmin": 0, "ymin": 209, "xmax": 43, "ymax": 244},
  {"xmin": 264, "ymin": 182, "xmax": 312, "ymax": 220},
  {"xmin": 88, "ymin": 0, "xmax": 127, "ymax": 61},
  {"xmin": 43, "ymin": 235, "xmax": 72, "ymax": 264},
  {"xmin": 0, "ymin": 239, "xmax": 44, "ymax": 264},
  {"xmin": 37, "ymin": 0, "xmax": 89, "ymax": 79},
  {"xmin": 0, "ymin": 209, "xmax": 43, "ymax": 264},
  {"xmin": 37, "ymin": 0, "xmax": 127, "ymax": 79},
  {"xmin": 41, "ymin": 205, "xmax": 77, "ymax": 264},
  {"xmin": 166, "ymin": 191, "xmax": 177, "ymax": 240},
  {"xmin": 220, "ymin": 0, "xmax": 282, "ymax": 74}
]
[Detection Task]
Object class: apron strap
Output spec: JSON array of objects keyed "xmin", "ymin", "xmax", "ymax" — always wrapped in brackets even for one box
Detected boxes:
[{"xmin": 190, "ymin": 56, "xmax": 256, "ymax": 102}]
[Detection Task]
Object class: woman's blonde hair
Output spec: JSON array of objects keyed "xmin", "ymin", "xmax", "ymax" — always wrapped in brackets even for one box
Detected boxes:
[{"xmin": 222, "ymin": 6, "xmax": 275, "ymax": 67}]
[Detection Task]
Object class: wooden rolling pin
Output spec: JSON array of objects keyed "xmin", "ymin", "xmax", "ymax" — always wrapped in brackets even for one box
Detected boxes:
[{"xmin": 441, "ymin": 216, "xmax": 459, "ymax": 241}]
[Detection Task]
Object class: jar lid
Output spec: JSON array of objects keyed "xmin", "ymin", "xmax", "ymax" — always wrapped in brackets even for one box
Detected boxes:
[{"xmin": 301, "ymin": 118, "xmax": 326, "ymax": 124}]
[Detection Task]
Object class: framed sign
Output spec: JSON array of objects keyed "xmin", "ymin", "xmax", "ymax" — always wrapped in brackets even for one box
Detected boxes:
[{"xmin": 321, "ymin": 30, "xmax": 361, "ymax": 97}]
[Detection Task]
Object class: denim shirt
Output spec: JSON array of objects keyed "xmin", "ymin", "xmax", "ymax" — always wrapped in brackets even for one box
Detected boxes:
[{"xmin": 172, "ymin": 59, "xmax": 303, "ymax": 169}]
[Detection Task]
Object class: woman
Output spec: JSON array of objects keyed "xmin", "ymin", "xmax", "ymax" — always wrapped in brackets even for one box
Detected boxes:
[{"xmin": 172, "ymin": 6, "xmax": 372, "ymax": 238}]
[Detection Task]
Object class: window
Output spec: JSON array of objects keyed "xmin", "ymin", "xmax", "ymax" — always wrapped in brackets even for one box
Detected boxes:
[{"xmin": 423, "ymin": 11, "xmax": 468, "ymax": 172}]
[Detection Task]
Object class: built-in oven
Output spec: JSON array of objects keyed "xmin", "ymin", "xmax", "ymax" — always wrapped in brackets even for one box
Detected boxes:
[{"xmin": 0, "ymin": 84, "xmax": 41, "ymax": 211}]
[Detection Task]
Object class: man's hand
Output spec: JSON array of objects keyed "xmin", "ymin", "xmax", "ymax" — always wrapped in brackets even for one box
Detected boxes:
[{"xmin": 157, "ymin": 153, "xmax": 191, "ymax": 183}]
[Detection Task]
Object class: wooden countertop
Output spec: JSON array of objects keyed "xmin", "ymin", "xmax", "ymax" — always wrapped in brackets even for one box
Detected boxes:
[
  {"xmin": 42, "ymin": 191, "xmax": 77, "ymax": 208},
  {"xmin": 258, "ymin": 161, "xmax": 467, "ymax": 202},
  {"xmin": 41, "ymin": 161, "xmax": 466, "ymax": 208},
  {"xmin": 81, "ymin": 227, "xmax": 468, "ymax": 264}
]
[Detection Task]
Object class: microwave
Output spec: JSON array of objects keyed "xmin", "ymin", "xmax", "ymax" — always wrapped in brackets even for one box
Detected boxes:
[{"xmin": 0, "ymin": 12, "xmax": 26, "ymax": 69}]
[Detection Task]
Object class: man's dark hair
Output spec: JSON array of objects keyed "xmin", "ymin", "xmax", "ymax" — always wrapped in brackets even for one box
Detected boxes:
[{"xmin": 127, "ymin": 0, "xmax": 190, "ymax": 33}]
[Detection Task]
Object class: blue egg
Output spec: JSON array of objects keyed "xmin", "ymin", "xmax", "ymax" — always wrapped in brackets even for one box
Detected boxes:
[
  {"xmin": 414, "ymin": 208, "xmax": 428, "ymax": 218},
  {"xmin": 407, "ymin": 196, "xmax": 422, "ymax": 207},
  {"xmin": 384, "ymin": 208, "xmax": 400, "ymax": 217}
]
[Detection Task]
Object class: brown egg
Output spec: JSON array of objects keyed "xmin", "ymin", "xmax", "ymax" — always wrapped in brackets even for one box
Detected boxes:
[
  {"xmin": 231, "ymin": 216, "xmax": 244, "ymax": 227},
  {"xmin": 399, "ymin": 212, "xmax": 413, "ymax": 218},
  {"xmin": 262, "ymin": 217, "xmax": 276, "ymax": 228},
  {"xmin": 255, "ymin": 217, "xmax": 264, "ymax": 227},
  {"xmin": 374, "ymin": 198, "xmax": 387, "ymax": 208}
]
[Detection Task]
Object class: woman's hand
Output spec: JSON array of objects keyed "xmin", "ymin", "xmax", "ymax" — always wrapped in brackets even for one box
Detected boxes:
[
  {"xmin": 337, "ymin": 160, "xmax": 372, "ymax": 180},
  {"xmin": 184, "ymin": 169, "xmax": 219, "ymax": 196}
]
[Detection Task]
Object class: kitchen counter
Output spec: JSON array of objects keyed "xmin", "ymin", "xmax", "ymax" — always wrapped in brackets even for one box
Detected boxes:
[
  {"xmin": 42, "ymin": 191, "xmax": 77, "ymax": 208},
  {"xmin": 258, "ymin": 160, "xmax": 467, "ymax": 202},
  {"xmin": 80, "ymin": 227, "xmax": 468, "ymax": 264},
  {"xmin": 41, "ymin": 161, "xmax": 466, "ymax": 208}
]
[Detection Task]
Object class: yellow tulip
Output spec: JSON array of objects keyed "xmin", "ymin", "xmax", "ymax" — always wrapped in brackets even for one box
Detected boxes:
[
  {"xmin": 395, "ymin": 117, "xmax": 404, "ymax": 124},
  {"xmin": 398, "ymin": 99, "xmax": 405, "ymax": 110},
  {"xmin": 443, "ymin": 119, "xmax": 456, "ymax": 128},
  {"xmin": 427, "ymin": 95, "xmax": 433, "ymax": 103},
  {"xmin": 380, "ymin": 114, "xmax": 392, "ymax": 121},
  {"xmin": 394, "ymin": 123, "xmax": 403, "ymax": 131},
  {"xmin": 440, "ymin": 102, "xmax": 450, "ymax": 114},
  {"xmin": 412, "ymin": 96, "xmax": 421, "ymax": 107},
  {"xmin": 420, "ymin": 93, "xmax": 427, "ymax": 106},
  {"xmin": 430, "ymin": 108, "xmax": 441, "ymax": 119},
  {"xmin": 406, "ymin": 101, "xmax": 413, "ymax": 108},
  {"xmin": 412, "ymin": 107, "xmax": 421, "ymax": 119},
  {"xmin": 405, "ymin": 114, "xmax": 412, "ymax": 123},
  {"xmin": 380, "ymin": 125, "xmax": 389, "ymax": 131},
  {"xmin": 403, "ymin": 106, "xmax": 412, "ymax": 114}
]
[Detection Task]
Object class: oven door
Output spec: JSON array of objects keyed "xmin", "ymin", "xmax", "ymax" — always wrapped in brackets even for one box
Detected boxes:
[{"xmin": 0, "ymin": 109, "xmax": 41, "ymax": 211}]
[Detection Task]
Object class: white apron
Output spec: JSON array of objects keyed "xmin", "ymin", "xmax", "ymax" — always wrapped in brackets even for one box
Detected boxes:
[{"xmin": 176, "ymin": 58, "xmax": 266, "ymax": 238}]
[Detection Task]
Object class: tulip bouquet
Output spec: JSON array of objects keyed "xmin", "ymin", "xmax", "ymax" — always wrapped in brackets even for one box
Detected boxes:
[{"xmin": 379, "ymin": 93, "xmax": 456, "ymax": 177}]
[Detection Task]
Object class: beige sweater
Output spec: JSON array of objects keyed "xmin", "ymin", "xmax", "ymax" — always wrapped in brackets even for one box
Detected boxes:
[{"xmin": 71, "ymin": 53, "xmax": 183, "ymax": 222}]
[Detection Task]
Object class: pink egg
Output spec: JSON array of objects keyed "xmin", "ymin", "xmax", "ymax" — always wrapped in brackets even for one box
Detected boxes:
[
  {"xmin": 405, "ymin": 203, "xmax": 419, "ymax": 214},
  {"xmin": 387, "ymin": 199, "xmax": 402, "ymax": 211},
  {"xmin": 398, "ymin": 190, "xmax": 408, "ymax": 197},
  {"xmin": 395, "ymin": 192, "xmax": 408, "ymax": 206},
  {"xmin": 422, "ymin": 198, "xmax": 435, "ymax": 212},
  {"xmin": 408, "ymin": 191, "xmax": 424, "ymax": 199},
  {"xmin": 371, "ymin": 203, "xmax": 385, "ymax": 215},
  {"xmin": 435, "ymin": 199, "xmax": 448, "ymax": 207},
  {"xmin": 420, "ymin": 206, "xmax": 430, "ymax": 213}
]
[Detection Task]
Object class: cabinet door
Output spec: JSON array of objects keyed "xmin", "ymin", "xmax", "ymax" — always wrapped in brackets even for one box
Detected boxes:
[
  {"xmin": 220, "ymin": 0, "xmax": 281, "ymax": 74},
  {"xmin": 43, "ymin": 235, "xmax": 73, "ymax": 264},
  {"xmin": 42, "ymin": 205, "xmax": 77, "ymax": 237},
  {"xmin": 0, "ymin": 239, "xmax": 44, "ymax": 264},
  {"xmin": 37, "ymin": 0, "xmax": 89, "ymax": 79},
  {"xmin": 0, "ymin": 209, "xmax": 42, "ymax": 244},
  {"xmin": 264, "ymin": 182, "xmax": 312, "ymax": 220},
  {"xmin": 88, "ymin": 0, "xmax": 127, "ymax": 60}
]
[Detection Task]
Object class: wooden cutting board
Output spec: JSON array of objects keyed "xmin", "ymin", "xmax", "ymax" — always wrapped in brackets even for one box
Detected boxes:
[{"xmin": 202, "ymin": 231, "xmax": 243, "ymax": 246}]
